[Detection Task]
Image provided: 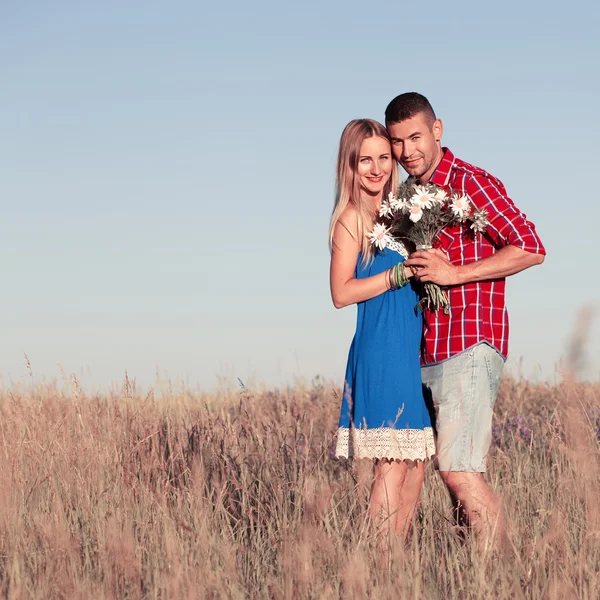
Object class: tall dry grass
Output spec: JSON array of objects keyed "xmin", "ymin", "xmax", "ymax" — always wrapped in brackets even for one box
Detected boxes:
[{"xmin": 0, "ymin": 371, "xmax": 598, "ymax": 599}]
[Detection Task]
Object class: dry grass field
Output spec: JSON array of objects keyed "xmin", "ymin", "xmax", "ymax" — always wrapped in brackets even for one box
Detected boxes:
[{"xmin": 0, "ymin": 369, "xmax": 598, "ymax": 599}]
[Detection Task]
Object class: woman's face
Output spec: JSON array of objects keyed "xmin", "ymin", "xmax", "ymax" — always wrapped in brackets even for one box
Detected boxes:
[{"xmin": 356, "ymin": 135, "xmax": 393, "ymax": 198}]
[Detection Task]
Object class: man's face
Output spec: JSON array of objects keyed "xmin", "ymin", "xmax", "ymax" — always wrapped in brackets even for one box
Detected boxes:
[{"xmin": 387, "ymin": 112, "xmax": 443, "ymax": 183}]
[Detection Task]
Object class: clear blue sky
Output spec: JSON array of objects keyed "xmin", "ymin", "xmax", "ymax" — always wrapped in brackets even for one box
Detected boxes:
[{"xmin": 1, "ymin": 0, "xmax": 598, "ymax": 391}]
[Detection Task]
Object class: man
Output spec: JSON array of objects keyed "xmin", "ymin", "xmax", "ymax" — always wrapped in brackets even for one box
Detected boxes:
[{"xmin": 385, "ymin": 92, "xmax": 545, "ymax": 543}]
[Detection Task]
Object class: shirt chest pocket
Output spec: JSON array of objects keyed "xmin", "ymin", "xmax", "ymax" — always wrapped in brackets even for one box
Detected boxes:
[{"xmin": 436, "ymin": 226, "xmax": 462, "ymax": 263}]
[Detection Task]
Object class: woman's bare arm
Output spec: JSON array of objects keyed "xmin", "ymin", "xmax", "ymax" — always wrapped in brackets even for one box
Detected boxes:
[{"xmin": 330, "ymin": 208, "xmax": 403, "ymax": 309}]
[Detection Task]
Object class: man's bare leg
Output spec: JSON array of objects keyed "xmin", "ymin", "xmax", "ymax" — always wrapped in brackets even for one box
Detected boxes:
[{"xmin": 440, "ymin": 471, "xmax": 505, "ymax": 548}]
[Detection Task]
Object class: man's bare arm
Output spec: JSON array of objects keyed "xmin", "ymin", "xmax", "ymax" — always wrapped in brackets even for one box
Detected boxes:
[{"xmin": 405, "ymin": 246, "xmax": 545, "ymax": 286}]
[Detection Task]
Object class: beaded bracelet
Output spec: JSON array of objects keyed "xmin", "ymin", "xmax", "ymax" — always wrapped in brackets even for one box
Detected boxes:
[
  {"xmin": 399, "ymin": 262, "xmax": 409, "ymax": 286},
  {"xmin": 386, "ymin": 267, "xmax": 395, "ymax": 290},
  {"xmin": 389, "ymin": 262, "xmax": 409, "ymax": 290}
]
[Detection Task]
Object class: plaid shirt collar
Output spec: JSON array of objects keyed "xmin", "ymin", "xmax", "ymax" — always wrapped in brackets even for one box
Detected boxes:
[{"xmin": 430, "ymin": 147, "xmax": 455, "ymax": 188}]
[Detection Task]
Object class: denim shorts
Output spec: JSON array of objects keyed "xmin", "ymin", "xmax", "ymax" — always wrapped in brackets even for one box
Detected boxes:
[{"xmin": 421, "ymin": 343, "xmax": 505, "ymax": 473}]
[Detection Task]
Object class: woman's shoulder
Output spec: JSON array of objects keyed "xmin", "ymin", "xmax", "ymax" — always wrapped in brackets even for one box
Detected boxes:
[{"xmin": 337, "ymin": 204, "xmax": 359, "ymax": 234}]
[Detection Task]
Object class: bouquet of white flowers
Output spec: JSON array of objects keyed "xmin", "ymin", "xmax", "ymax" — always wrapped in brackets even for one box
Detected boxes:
[{"xmin": 369, "ymin": 180, "xmax": 489, "ymax": 314}]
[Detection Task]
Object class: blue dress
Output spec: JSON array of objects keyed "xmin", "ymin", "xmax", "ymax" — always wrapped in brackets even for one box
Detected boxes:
[{"xmin": 335, "ymin": 242, "xmax": 435, "ymax": 461}]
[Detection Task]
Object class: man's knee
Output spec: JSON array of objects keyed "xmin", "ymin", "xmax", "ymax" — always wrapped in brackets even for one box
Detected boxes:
[{"xmin": 440, "ymin": 470, "xmax": 484, "ymax": 495}]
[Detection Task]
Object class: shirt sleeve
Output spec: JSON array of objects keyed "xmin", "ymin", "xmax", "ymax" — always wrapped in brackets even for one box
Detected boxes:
[{"xmin": 465, "ymin": 173, "xmax": 546, "ymax": 255}]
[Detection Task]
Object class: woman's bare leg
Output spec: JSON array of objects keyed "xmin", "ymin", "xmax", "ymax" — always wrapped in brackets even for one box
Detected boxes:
[
  {"xmin": 394, "ymin": 461, "xmax": 425, "ymax": 538},
  {"xmin": 370, "ymin": 460, "xmax": 425, "ymax": 540}
]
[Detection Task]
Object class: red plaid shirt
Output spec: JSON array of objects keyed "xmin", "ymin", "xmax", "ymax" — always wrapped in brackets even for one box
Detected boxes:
[{"xmin": 421, "ymin": 148, "xmax": 546, "ymax": 365}]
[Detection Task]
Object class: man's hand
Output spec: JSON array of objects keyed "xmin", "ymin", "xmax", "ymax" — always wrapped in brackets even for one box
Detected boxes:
[
  {"xmin": 406, "ymin": 245, "xmax": 545, "ymax": 286},
  {"xmin": 405, "ymin": 248, "xmax": 461, "ymax": 286}
]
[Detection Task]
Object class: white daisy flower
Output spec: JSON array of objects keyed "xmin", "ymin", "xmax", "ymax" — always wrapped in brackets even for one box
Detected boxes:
[
  {"xmin": 450, "ymin": 194, "xmax": 471, "ymax": 218},
  {"xmin": 409, "ymin": 205, "xmax": 423, "ymax": 223},
  {"xmin": 379, "ymin": 199, "xmax": 393, "ymax": 218},
  {"xmin": 410, "ymin": 185, "xmax": 435, "ymax": 209},
  {"xmin": 470, "ymin": 209, "xmax": 489, "ymax": 233},
  {"xmin": 390, "ymin": 197, "xmax": 410, "ymax": 212},
  {"xmin": 369, "ymin": 223, "xmax": 392, "ymax": 250},
  {"xmin": 434, "ymin": 189, "xmax": 448, "ymax": 204}
]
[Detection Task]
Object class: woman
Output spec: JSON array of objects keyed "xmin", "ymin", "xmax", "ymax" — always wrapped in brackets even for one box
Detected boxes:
[{"xmin": 330, "ymin": 119, "xmax": 435, "ymax": 539}]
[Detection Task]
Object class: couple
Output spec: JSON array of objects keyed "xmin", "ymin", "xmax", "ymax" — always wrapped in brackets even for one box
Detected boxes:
[{"xmin": 329, "ymin": 92, "xmax": 546, "ymax": 543}]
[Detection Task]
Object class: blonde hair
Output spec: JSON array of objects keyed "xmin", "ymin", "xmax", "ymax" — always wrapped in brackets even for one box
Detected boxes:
[{"xmin": 329, "ymin": 119, "xmax": 398, "ymax": 264}]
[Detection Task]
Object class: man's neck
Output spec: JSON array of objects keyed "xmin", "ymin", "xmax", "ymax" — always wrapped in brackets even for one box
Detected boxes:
[{"xmin": 418, "ymin": 147, "xmax": 444, "ymax": 184}]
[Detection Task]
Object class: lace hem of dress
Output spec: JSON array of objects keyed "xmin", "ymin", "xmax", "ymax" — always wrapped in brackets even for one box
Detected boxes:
[
  {"xmin": 386, "ymin": 240, "xmax": 409, "ymax": 259},
  {"xmin": 334, "ymin": 426, "xmax": 435, "ymax": 461}
]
